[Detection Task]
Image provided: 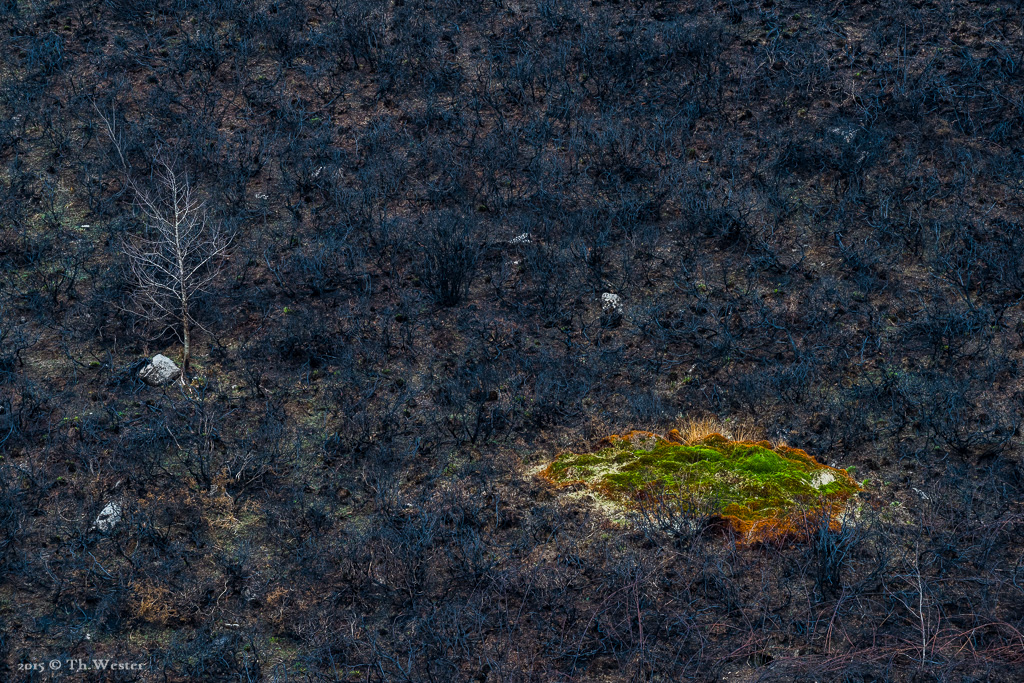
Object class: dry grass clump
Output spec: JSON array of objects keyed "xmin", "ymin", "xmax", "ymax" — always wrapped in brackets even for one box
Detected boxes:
[
  {"xmin": 132, "ymin": 580, "xmax": 180, "ymax": 627},
  {"xmin": 671, "ymin": 416, "xmax": 763, "ymax": 446}
]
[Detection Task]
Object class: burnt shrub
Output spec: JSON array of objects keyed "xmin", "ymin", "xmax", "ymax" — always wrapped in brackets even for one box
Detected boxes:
[
  {"xmin": 0, "ymin": 469, "xmax": 27, "ymax": 573},
  {"xmin": 801, "ymin": 505, "xmax": 866, "ymax": 600},
  {"xmin": 0, "ymin": 312, "xmax": 29, "ymax": 382},
  {"xmin": 630, "ymin": 484, "xmax": 722, "ymax": 550},
  {"xmin": 272, "ymin": 307, "xmax": 342, "ymax": 375},
  {"xmin": 418, "ymin": 211, "xmax": 485, "ymax": 307},
  {"xmin": 23, "ymin": 32, "xmax": 65, "ymax": 77},
  {"xmin": 431, "ymin": 349, "xmax": 522, "ymax": 447},
  {"xmin": 918, "ymin": 374, "xmax": 1017, "ymax": 460}
]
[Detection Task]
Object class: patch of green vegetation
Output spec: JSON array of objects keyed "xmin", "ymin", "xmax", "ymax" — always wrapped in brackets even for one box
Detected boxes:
[{"xmin": 545, "ymin": 431, "xmax": 859, "ymax": 541}]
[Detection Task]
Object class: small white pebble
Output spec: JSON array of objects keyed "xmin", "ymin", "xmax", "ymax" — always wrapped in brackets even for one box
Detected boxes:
[{"xmin": 601, "ymin": 293, "xmax": 623, "ymax": 314}]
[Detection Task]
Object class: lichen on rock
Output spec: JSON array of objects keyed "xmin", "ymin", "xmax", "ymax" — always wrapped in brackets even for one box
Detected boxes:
[{"xmin": 542, "ymin": 430, "xmax": 860, "ymax": 544}]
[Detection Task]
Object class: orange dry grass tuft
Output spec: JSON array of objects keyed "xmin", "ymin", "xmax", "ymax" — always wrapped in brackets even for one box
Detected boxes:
[
  {"xmin": 132, "ymin": 580, "xmax": 180, "ymax": 627},
  {"xmin": 672, "ymin": 416, "xmax": 762, "ymax": 445}
]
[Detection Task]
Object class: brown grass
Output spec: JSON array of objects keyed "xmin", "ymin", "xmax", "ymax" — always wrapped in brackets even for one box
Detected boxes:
[
  {"xmin": 132, "ymin": 580, "xmax": 180, "ymax": 627},
  {"xmin": 671, "ymin": 416, "xmax": 763, "ymax": 446}
]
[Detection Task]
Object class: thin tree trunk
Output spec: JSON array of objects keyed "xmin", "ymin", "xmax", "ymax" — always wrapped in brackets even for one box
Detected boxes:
[
  {"xmin": 182, "ymin": 298, "xmax": 191, "ymax": 379},
  {"xmin": 175, "ymin": 187, "xmax": 189, "ymax": 379}
]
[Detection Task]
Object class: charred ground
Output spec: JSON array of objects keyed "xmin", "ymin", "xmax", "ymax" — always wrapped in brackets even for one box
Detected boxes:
[{"xmin": 1, "ymin": 0, "xmax": 1024, "ymax": 680}]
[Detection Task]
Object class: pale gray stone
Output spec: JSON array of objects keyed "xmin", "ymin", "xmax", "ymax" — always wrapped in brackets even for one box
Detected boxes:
[
  {"xmin": 601, "ymin": 292, "xmax": 623, "ymax": 315},
  {"xmin": 139, "ymin": 354, "xmax": 181, "ymax": 386},
  {"xmin": 92, "ymin": 501, "xmax": 122, "ymax": 532}
]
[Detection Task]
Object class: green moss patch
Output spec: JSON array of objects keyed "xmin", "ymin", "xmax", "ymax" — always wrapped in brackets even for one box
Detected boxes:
[{"xmin": 543, "ymin": 431, "xmax": 860, "ymax": 543}]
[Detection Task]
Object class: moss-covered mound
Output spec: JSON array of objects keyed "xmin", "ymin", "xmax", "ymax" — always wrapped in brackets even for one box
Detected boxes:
[{"xmin": 542, "ymin": 430, "xmax": 860, "ymax": 544}]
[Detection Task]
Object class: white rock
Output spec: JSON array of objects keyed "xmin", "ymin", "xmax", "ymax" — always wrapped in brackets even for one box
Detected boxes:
[
  {"xmin": 509, "ymin": 233, "xmax": 531, "ymax": 246},
  {"xmin": 829, "ymin": 126, "xmax": 858, "ymax": 144},
  {"xmin": 92, "ymin": 501, "xmax": 122, "ymax": 532},
  {"xmin": 139, "ymin": 354, "xmax": 181, "ymax": 386},
  {"xmin": 811, "ymin": 470, "xmax": 836, "ymax": 489},
  {"xmin": 601, "ymin": 292, "xmax": 623, "ymax": 315},
  {"xmin": 829, "ymin": 126, "xmax": 868, "ymax": 163}
]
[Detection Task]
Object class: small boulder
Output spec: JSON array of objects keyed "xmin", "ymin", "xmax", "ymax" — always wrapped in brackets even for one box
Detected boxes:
[
  {"xmin": 139, "ymin": 354, "xmax": 181, "ymax": 386},
  {"xmin": 828, "ymin": 125, "xmax": 859, "ymax": 145},
  {"xmin": 827, "ymin": 125, "xmax": 868, "ymax": 164},
  {"xmin": 601, "ymin": 292, "xmax": 622, "ymax": 315},
  {"xmin": 92, "ymin": 501, "xmax": 122, "ymax": 533},
  {"xmin": 601, "ymin": 292, "xmax": 623, "ymax": 326}
]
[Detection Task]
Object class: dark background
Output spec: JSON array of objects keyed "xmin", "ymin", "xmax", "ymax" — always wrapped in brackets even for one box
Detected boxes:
[{"xmin": 1, "ymin": 0, "xmax": 1023, "ymax": 680}]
